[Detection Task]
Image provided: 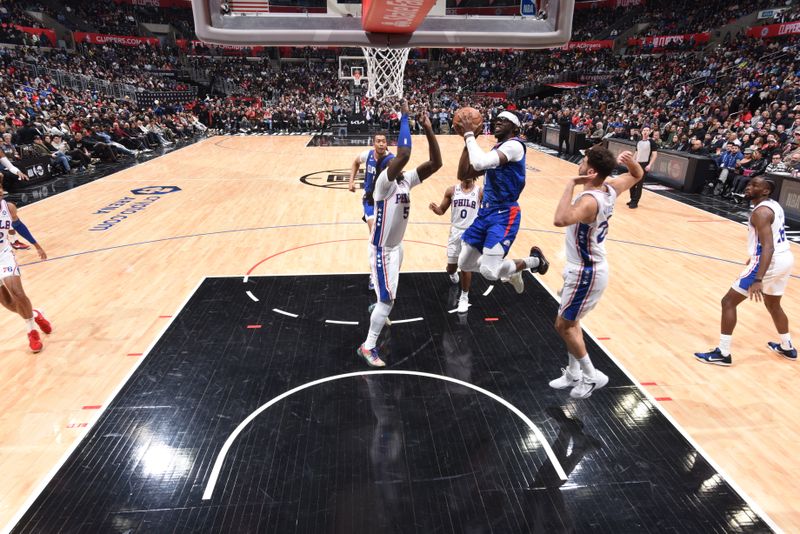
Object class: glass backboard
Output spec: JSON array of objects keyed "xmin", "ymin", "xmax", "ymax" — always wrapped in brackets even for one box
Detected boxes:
[{"xmin": 192, "ymin": 0, "xmax": 574, "ymax": 48}]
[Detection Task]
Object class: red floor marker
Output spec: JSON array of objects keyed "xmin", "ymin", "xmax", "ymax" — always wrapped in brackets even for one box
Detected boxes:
[
  {"xmin": 597, "ymin": 337, "xmax": 611, "ymax": 341},
  {"xmin": 159, "ymin": 315, "xmax": 172, "ymax": 319},
  {"xmin": 82, "ymin": 405, "xmax": 101, "ymax": 410},
  {"xmin": 484, "ymin": 318, "xmax": 499, "ymax": 322},
  {"xmin": 127, "ymin": 353, "xmax": 143, "ymax": 357},
  {"xmin": 247, "ymin": 325, "xmax": 262, "ymax": 329},
  {"xmin": 66, "ymin": 423, "xmax": 88, "ymax": 429},
  {"xmin": 641, "ymin": 382, "xmax": 658, "ymax": 386},
  {"xmin": 654, "ymin": 397, "xmax": 673, "ymax": 401}
]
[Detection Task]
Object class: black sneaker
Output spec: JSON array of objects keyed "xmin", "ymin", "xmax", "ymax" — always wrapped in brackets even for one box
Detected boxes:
[
  {"xmin": 530, "ymin": 246, "xmax": 549, "ymax": 275},
  {"xmin": 694, "ymin": 347, "xmax": 732, "ymax": 366},
  {"xmin": 767, "ymin": 341, "xmax": 797, "ymax": 361}
]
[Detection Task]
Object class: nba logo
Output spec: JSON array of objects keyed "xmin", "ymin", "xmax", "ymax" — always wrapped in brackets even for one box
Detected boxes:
[{"xmin": 520, "ymin": 0, "xmax": 536, "ymax": 16}]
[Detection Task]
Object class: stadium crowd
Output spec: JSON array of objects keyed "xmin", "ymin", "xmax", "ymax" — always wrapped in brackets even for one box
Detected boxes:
[{"xmin": 1, "ymin": 0, "xmax": 800, "ymax": 205}]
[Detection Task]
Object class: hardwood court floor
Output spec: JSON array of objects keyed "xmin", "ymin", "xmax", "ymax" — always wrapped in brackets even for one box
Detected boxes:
[{"xmin": 0, "ymin": 135, "xmax": 798, "ymax": 532}]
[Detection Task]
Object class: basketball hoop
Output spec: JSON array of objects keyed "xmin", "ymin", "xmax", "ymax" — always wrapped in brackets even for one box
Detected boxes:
[
  {"xmin": 353, "ymin": 70, "xmax": 362, "ymax": 87},
  {"xmin": 360, "ymin": 47, "xmax": 411, "ymax": 101}
]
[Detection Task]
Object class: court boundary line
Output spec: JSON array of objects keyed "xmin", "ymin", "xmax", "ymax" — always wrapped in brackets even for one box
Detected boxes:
[
  {"xmin": 0, "ymin": 277, "xmax": 207, "ymax": 534},
  {"xmin": 201, "ymin": 369, "xmax": 567, "ymax": 500},
  {"xmin": 534, "ymin": 278, "xmax": 784, "ymax": 534}
]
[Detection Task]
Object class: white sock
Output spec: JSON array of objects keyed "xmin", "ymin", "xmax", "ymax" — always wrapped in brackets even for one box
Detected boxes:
[
  {"xmin": 364, "ymin": 301, "xmax": 392, "ymax": 350},
  {"xmin": 498, "ymin": 259, "xmax": 517, "ymax": 279},
  {"xmin": 577, "ymin": 354, "xmax": 596, "ymax": 378},
  {"xmin": 567, "ymin": 353, "xmax": 581, "ymax": 375},
  {"xmin": 523, "ymin": 256, "xmax": 540, "ymax": 270},
  {"xmin": 459, "ymin": 290, "xmax": 469, "ymax": 300},
  {"xmin": 780, "ymin": 333, "xmax": 793, "ymax": 350},
  {"xmin": 719, "ymin": 334, "xmax": 732, "ymax": 356},
  {"xmin": 25, "ymin": 317, "xmax": 35, "ymax": 332}
]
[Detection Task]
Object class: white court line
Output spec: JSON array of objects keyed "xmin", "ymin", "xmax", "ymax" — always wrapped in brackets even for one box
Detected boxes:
[
  {"xmin": 245, "ymin": 291, "xmax": 259, "ymax": 302},
  {"xmin": 243, "ymin": 275, "xmax": 249, "ymax": 283},
  {"xmin": 201, "ymin": 370, "xmax": 567, "ymax": 500},
  {"xmin": 390, "ymin": 317, "xmax": 423, "ymax": 324},
  {"xmin": 272, "ymin": 308, "xmax": 299, "ymax": 318},
  {"xmin": 0, "ymin": 277, "xmax": 207, "ymax": 534},
  {"xmin": 533, "ymin": 279, "xmax": 784, "ymax": 534},
  {"xmin": 325, "ymin": 319, "xmax": 359, "ymax": 325},
  {"xmin": 483, "ymin": 285, "xmax": 495, "ymax": 296},
  {"xmin": 448, "ymin": 304, "xmax": 471, "ymax": 313}
]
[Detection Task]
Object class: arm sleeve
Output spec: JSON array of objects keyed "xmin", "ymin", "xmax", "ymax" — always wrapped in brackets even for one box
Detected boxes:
[
  {"xmin": 496, "ymin": 140, "xmax": 525, "ymax": 163},
  {"xmin": 12, "ymin": 219, "xmax": 36, "ymax": 244},
  {"xmin": 465, "ymin": 135, "xmax": 501, "ymax": 171},
  {"xmin": 0, "ymin": 157, "xmax": 21, "ymax": 175}
]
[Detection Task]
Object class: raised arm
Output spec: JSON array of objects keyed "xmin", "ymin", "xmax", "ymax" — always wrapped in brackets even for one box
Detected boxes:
[
  {"xmin": 415, "ymin": 112, "xmax": 442, "ymax": 182},
  {"xmin": 457, "ymin": 146, "xmax": 483, "ymax": 181},
  {"xmin": 553, "ymin": 179, "xmax": 599, "ymax": 227},
  {"xmin": 607, "ymin": 151, "xmax": 644, "ymax": 196},
  {"xmin": 386, "ymin": 101, "xmax": 412, "ymax": 182}
]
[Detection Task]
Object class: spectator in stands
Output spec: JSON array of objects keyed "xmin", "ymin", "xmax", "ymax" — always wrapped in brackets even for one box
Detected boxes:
[{"xmin": 687, "ymin": 138, "xmax": 708, "ymax": 156}]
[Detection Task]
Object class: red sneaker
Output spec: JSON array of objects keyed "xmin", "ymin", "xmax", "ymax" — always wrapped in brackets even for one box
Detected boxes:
[
  {"xmin": 11, "ymin": 241, "xmax": 30, "ymax": 250},
  {"xmin": 28, "ymin": 330, "xmax": 42, "ymax": 353},
  {"xmin": 33, "ymin": 309, "xmax": 52, "ymax": 334}
]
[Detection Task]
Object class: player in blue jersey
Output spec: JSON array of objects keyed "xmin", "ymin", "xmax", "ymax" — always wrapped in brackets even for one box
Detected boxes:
[
  {"xmin": 453, "ymin": 110, "xmax": 549, "ymax": 313},
  {"xmin": 349, "ymin": 133, "xmax": 395, "ymax": 290}
]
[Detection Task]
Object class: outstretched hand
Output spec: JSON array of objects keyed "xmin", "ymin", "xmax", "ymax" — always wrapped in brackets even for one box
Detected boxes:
[
  {"xmin": 617, "ymin": 151, "xmax": 635, "ymax": 167},
  {"xmin": 400, "ymin": 99, "xmax": 410, "ymax": 116},
  {"xmin": 419, "ymin": 112, "xmax": 432, "ymax": 132}
]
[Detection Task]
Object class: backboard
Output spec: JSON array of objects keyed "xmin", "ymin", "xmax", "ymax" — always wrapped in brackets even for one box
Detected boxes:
[{"xmin": 192, "ymin": 0, "xmax": 574, "ymax": 49}]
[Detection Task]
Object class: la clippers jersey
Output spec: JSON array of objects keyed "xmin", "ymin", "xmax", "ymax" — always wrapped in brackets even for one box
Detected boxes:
[
  {"xmin": 0, "ymin": 200, "xmax": 12, "ymax": 254},
  {"xmin": 748, "ymin": 199, "xmax": 790, "ymax": 257},
  {"xmin": 371, "ymin": 168, "xmax": 421, "ymax": 248},
  {"xmin": 362, "ymin": 149, "xmax": 395, "ymax": 197},
  {"xmin": 483, "ymin": 138, "xmax": 526, "ymax": 206},
  {"xmin": 565, "ymin": 186, "xmax": 617, "ymax": 265},
  {"xmin": 450, "ymin": 184, "xmax": 480, "ymax": 230}
]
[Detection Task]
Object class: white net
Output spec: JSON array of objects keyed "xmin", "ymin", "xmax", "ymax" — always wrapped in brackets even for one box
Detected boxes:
[{"xmin": 360, "ymin": 47, "xmax": 410, "ymax": 101}]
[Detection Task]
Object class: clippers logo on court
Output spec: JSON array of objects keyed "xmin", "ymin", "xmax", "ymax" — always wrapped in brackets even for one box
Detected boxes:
[
  {"xmin": 300, "ymin": 169, "xmax": 366, "ymax": 190},
  {"xmin": 90, "ymin": 186, "xmax": 182, "ymax": 232}
]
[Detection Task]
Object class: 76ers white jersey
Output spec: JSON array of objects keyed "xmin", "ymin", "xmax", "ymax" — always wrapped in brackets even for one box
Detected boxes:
[
  {"xmin": 371, "ymin": 168, "xmax": 421, "ymax": 248},
  {"xmin": 0, "ymin": 200, "xmax": 12, "ymax": 254},
  {"xmin": 748, "ymin": 199, "xmax": 790, "ymax": 257},
  {"xmin": 565, "ymin": 186, "xmax": 617, "ymax": 265},
  {"xmin": 450, "ymin": 184, "xmax": 480, "ymax": 230}
]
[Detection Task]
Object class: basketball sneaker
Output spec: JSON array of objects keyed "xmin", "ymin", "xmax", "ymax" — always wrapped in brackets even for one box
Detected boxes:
[
  {"xmin": 549, "ymin": 368, "xmax": 581, "ymax": 389},
  {"xmin": 570, "ymin": 370, "xmax": 609, "ymax": 399},
  {"xmin": 11, "ymin": 240, "xmax": 30, "ymax": 250},
  {"xmin": 693, "ymin": 348, "xmax": 732, "ymax": 366},
  {"xmin": 33, "ymin": 309, "xmax": 52, "ymax": 334},
  {"xmin": 767, "ymin": 341, "xmax": 797, "ymax": 361},
  {"xmin": 28, "ymin": 330, "xmax": 42, "ymax": 353},
  {"xmin": 357, "ymin": 344, "xmax": 386, "ymax": 367},
  {"xmin": 530, "ymin": 246, "xmax": 549, "ymax": 275},
  {"xmin": 449, "ymin": 272, "xmax": 459, "ymax": 284},
  {"xmin": 457, "ymin": 292, "xmax": 469, "ymax": 313},
  {"xmin": 509, "ymin": 271, "xmax": 524, "ymax": 294}
]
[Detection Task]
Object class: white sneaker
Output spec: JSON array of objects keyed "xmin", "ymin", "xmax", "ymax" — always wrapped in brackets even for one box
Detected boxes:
[
  {"xmin": 457, "ymin": 292, "xmax": 469, "ymax": 313},
  {"xmin": 449, "ymin": 272, "xmax": 459, "ymax": 284},
  {"xmin": 509, "ymin": 271, "xmax": 524, "ymax": 294},
  {"xmin": 549, "ymin": 368, "xmax": 581, "ymax": 389},
  {"xmin": 570, "ymin": 370, "xmax": 609, "ymax": 399}
]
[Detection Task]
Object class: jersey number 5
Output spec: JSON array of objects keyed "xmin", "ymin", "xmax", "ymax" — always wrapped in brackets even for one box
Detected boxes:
[{"xmin": 403, "ymin": 206, "xmax": 409, "ymax": 219}]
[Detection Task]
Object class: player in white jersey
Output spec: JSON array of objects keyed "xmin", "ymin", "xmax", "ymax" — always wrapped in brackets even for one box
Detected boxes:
[
  {"xmin": 695, "ymin": 177, "xmax": 796, "ymax": 365},
  {"xmin": 348, "ymin": 133, "xmax": 394, "ymax": 290},
  {"xmin": 549, "ymin": 148, "xmax": 643, "ymax": 399},
  {"xmin": 428, "ymin": 169, "xmax": 482, "ymax": 287},
  {"xmin": 357, "ymin": 104, "xmax": 442, "ymax": 367},
  {"xmin": 0, "ymin": 178, "xmax": 52, "ymax": 353}
]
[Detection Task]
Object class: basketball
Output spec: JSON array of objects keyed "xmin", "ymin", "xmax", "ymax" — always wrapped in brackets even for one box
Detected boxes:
[{"xmin": 454, "ymin": 107, "xmax": 484, "ymax": 135}]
